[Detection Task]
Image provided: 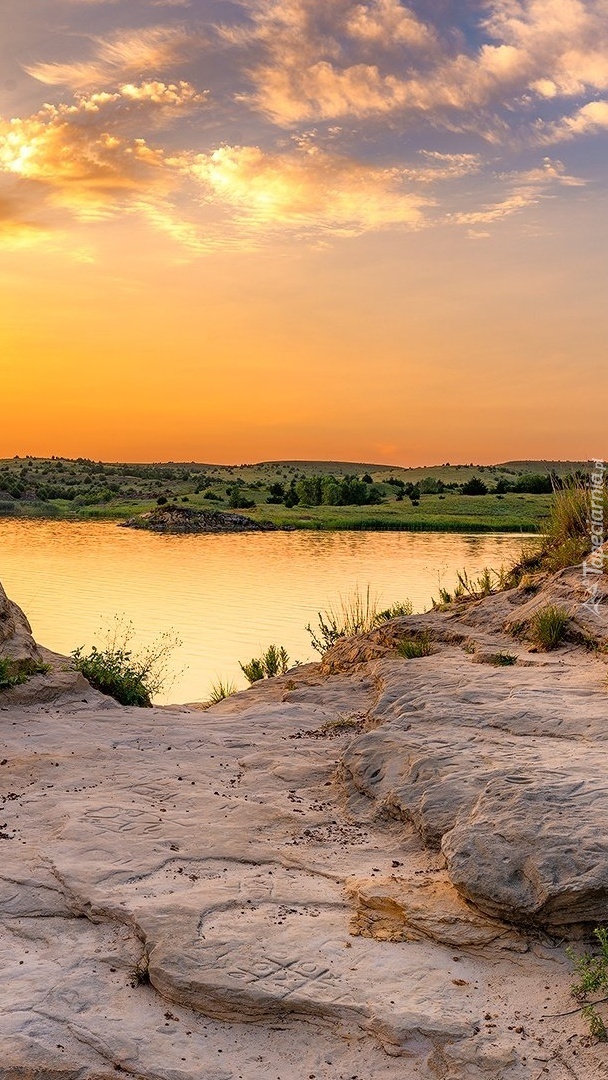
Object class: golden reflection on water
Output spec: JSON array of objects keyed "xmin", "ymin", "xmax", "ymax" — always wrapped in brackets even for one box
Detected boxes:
[{"xmin": 0, "ymin": 521, "xmax": 528, "ymax": 704}]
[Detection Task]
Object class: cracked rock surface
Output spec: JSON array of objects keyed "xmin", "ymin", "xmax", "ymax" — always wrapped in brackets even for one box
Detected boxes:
[{"xmin": 1, "ymin": 565, "xmax": 608, "ymax": 1078}]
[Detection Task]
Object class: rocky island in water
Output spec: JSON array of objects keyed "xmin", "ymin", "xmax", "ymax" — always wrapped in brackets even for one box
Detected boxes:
[
  {"xmin": 1, "ymin": 550, "xmax": 608, "ymax": 1079},
  {"xmin": 123, "ymin": 505, "xmax": 282, "ymax": 534}
]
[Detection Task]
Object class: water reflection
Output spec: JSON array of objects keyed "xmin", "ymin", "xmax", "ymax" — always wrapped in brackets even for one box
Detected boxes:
[{"xmin": 0, "ymin": 521, "xmax": 528, "ymax": 704}]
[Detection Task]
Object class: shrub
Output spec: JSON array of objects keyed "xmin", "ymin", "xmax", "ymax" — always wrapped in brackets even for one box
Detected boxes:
[
  {"xmin": 375, "ymin": 600, "xmax": 414, "ymax": 622},
  {"xmin": 240, "ymin": 644, "xmax": 291, "ymax": 683},
  {"xmin": 461, "ymin": 477, "xmax": 488, "ymax": 495},
  {"xmin": 72, "ymin": 618, "xmax": 181, "ymax": 706},
  {"xmin": 567, "ymin": 927, "xmax": 608, "ymax": 1040},
  {"xmin": 513, "ymin": 473, "xmax": 553, "ymax": 494},
  {"xmin": 228, "ymin": 490, "xmax": 255, "ymax": 509},
  {"xmin": 397, "ymin": 631, "xmax": 433, "ymax": 659},
  {"xmin": 529, "ymin": 605, "xmax": 569, "ymax": 650}
]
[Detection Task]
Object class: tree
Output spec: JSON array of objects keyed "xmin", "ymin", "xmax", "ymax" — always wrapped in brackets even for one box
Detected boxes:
[{"xmin": 462, "ymin": 477, "xmax": 488, "ymax": 496}]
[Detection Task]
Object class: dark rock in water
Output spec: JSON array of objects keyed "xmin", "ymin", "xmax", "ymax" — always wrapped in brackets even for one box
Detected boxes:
[{"xmin": 122, "ymin": 504, "xmax": 281, "ymax": 534}]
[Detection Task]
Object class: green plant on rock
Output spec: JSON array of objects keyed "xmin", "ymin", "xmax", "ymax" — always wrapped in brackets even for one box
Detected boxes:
[
  {"xmin": 568, "ymin": 927, "xmax": 608, "ymax": 1041},
  {"xmin": 306, "ymin": 586, "xmax": 380, "ymax": 654},
  {"xmin": 306, "ymin": 586, "xmax": 413, "ymax": 655},
  {"xmin": 207, "ymin": 677, "xmax": 237, "ymax": 704},
  {"xmin": 72, "ymin": 617, "xmax": 181, "ymax": 707},
  {"xmin": 486, "ymin": 652, "xmax": 517, "ymax": 666},
  {"xmin": 455, "ymin": 565, "xmax": 508, "ymax": 600},
  {"xmin": 374, "ymin": 600, "xmax": 413, "ymax": 623},
  {"xmin": 0, "ymin": 656, "xmax": 50, "ymax": 691},
  {"xmin": 529, "ymin": 604, "xmax": 569, "ymax": 651},
  {"xmin": 397, "ymin": 631, "xmax": 433, "ymax": 659},
  {"xmin": 239, "ymin": 644, "xmax": 291, "ymax": 683}
]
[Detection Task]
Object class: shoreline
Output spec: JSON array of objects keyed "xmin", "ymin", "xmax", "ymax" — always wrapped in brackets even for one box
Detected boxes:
[{"xmin": 0, "ymin": 510, "xmax": 542, "ymax": 534}]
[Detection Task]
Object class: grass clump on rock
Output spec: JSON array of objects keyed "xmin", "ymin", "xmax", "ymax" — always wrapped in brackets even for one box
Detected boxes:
[
  {"xmin": 307, "ymin": 586, "xmax": 413, "ymax": 655},
  {"xmin": 207, "ymin": 677, "xmax": 237, "ymax": 704},
  {"xmin": 486, "ymin": 651, "xmax": 518, "ymax": 666},
  {"xmin": 72, "ymin": 618, "xmax": 181, "ymax": 707},
  {"xmin": 515, "ymin": 476, "xmax": 606, "ymax": 579},
  {"xmin": 397, "ymin": 631, "xmax": 433, "ymax": 659},
  {"xmin": 529, "ymin": 604, "xmax": 570, "ymax": 651}
]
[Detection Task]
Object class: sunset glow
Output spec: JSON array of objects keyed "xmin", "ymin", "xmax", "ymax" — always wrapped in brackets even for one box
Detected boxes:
[{"xmin": 1, "ymin": 0, "xmax": 606, "ymax": 463}]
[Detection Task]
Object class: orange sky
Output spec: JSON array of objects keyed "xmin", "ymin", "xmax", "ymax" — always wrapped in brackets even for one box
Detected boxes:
[{"xmin": 1, "ymin": 0, "xmax": 607, "ymax": 465}]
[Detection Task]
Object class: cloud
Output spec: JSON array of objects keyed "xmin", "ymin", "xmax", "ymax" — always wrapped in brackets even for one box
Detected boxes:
[
  {"xmin": 27, "ymin": 25, "xmax": 203, "ymax": 90},
  {"xmin": 225, "ymin": 0, "xmax": 608, "ymax": 138},
  {"xmin": 452, "ymin": 156, "xmax": 585, "ymax": 226},
  {"xmin": 346, "ymin": 0, "xmax": 436, "ymax": 49},
  {"xmin": 539, "ymin": 99, "xmax": 608, "ymax": 141},
  {"xmin": 0, "ymin": 90, "xmax": 186, "ymax": 219},
  {"xmin": 186, "ymin": 142, "xmax": 430, "ymax": 235}
]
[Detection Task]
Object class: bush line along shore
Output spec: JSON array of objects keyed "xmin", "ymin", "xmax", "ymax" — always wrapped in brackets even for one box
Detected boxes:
[{"xmin": 0, "ymin": 456, "xmax": 591, "ymax": 532}]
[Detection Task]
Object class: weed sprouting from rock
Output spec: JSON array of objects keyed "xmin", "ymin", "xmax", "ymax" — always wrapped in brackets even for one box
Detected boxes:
[
  {"xmin": 397, "ymin": 631, "xmax": 433, "ymax": 659},
  {"xmin": 529, "ymin": 605, "xmax": 569, "ymax": 651},
  {"xmin": 240, "ymin": 644, "xmax": 291, "ymax": 683},
  {"xmin": 568, "ymin": 928, "xmax": 608, "ymax": 1041}
]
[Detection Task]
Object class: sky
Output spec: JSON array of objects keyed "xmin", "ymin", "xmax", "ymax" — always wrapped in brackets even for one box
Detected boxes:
[{"xmin": 0, "ymin": 0, "xmax": 606, "ymax": 465}]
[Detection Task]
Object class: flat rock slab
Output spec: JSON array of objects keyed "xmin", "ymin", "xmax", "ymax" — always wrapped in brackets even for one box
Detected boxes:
[
  {"xmin": 3, "ymin": 570, "xmax": 608, "ymax": 1078},
  {"xmin": 343, "ymin": 654, "xmax": 608, "ymax": 929}
]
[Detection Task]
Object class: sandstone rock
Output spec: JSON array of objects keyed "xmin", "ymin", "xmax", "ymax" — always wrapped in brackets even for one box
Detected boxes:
[
  {"xmin": 2, "ymin": 575, "xmax": 608, "ymax": 1078},
  {"xmin": 346, "ymin": 872, "xmax": 523, "ymax": 948},
  {"xmin": 0, "ymin": 580, "xmax": 41, "ymax": 666}
]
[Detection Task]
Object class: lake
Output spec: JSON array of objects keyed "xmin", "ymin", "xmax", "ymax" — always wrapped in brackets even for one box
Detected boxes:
[{"xmin": 0, "ymin": 521, "xmax": 529, "ymax": 703}]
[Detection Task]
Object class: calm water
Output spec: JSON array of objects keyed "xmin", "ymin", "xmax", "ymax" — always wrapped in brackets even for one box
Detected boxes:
[{"xmin": 0, "ymin": 521, "xmax": 528, "ymax": 703}]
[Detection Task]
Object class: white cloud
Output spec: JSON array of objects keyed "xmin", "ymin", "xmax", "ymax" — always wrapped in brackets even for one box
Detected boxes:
[
  {"xmin": 539, "ymin": 99, "xmax": 608, "ymax": 141},
  {"xmin": 186, "ymin": 143, "xmax": 431, "ymax": 234},
  {"xmin": 27, "ymin": 25, "xmax": 204, "ymax": 89}
]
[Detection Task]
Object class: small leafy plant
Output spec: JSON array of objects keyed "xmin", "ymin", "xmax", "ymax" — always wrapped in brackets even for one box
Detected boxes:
[
  {"xmin": 530, "ymin": 604, "xmax": 569, "ymax": 650},
  {"xmin": 0, "ymin": 656, "xmax": 50, "ymax": 690},
  {"xmin": 375, "ymin": 600, "xmax": 414, "ymax": 622},
  {"xmin": 72, "ymin": 617, "xmax": 181, "ymax": 707},
  {"xmin": 239, "ymin": 644, "xmax": 291, "ymax": 683},
  {"xmin": 397, "ymin": 631, "xmax": 433, "ymax": 659},
  {"xmin": 568, "ymin": 927, "xmax": 608, "ymax": 1040}
]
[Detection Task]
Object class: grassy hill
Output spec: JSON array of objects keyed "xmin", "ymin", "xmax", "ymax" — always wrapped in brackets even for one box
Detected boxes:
[{"xmin": 0, "ymin": 455, "xmax": 590, "ymax": 532}]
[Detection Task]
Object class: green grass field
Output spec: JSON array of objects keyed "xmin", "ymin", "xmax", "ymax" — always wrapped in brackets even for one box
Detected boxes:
[
  {"xmin": 242, "ymin": 493, "xmax": 551, "ymax": 532},
  {"xmin": 0, "ymin": 455, "xmax": 585, "ymax": 531}
]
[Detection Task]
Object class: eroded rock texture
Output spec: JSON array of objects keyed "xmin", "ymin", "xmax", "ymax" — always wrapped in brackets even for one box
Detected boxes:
[{"xmin": 1, "ymin": 564, "xmax": 608, "ymax": 1079}]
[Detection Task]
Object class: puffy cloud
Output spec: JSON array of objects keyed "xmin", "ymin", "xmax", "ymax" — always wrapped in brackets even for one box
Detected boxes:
[
  {"xmin": 27, "ymin": 25, "xmax": 203, "ymax": 89},
  {"xmin": 539, "ymin": 99, "xmax": 608, "ymax": 141},
  {"xmin": 186, "ymin": 143, "xmax": 430, "ymax": 234},
  {"xmin": 346, "ymin": 0, "xmax": 436, "ymax": 49},
  {"xmin": 227, "ymin": 0, "xmax": 608, "ymax": 136},
  {"xmin": 0, "ymin": 92, "xmax": 183, "ymax": 219}
]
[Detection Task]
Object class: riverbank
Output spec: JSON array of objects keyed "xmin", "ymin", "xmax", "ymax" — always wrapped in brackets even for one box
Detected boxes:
[{"xmin": 0, "ymin": 490, "xmax": 549, "ymax": 532}]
